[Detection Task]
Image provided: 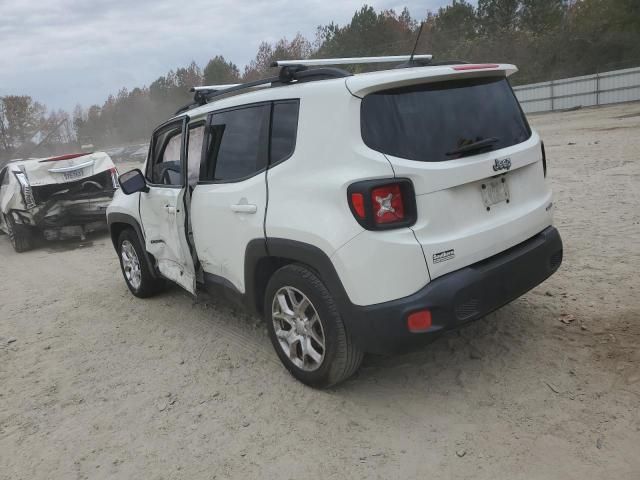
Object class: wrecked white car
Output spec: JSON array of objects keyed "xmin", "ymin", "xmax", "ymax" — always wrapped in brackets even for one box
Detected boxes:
[{"xmin": 0, "ymin": 152, "xmax": 118, "ymax": 252}]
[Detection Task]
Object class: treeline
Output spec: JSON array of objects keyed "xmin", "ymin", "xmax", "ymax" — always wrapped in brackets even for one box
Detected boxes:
[{"xmin": 2, "ymin": 0, "xmax": 639, "ymax": 160}]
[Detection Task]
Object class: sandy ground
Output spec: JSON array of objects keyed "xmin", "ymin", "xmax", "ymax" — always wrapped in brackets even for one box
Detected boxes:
[{"xmin": 1, "ymin": 102, "xmax": 639, "ymax": 480}]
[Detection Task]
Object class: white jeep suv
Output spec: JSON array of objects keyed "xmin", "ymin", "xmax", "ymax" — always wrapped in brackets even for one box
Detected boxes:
[{"xmin": 107, "ymin": 57, "xmax": 563, "ymax": 388}]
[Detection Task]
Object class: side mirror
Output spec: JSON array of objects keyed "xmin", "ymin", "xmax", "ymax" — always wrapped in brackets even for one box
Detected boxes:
[{"xmin": 119, "ymin": 169, "xmax": 148, "ymax": 195}]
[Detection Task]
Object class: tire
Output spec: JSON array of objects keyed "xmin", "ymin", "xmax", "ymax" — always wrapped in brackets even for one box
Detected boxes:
[
  {"xmin": 117, "ymin": 228, "xmax": 166, "ymax": 298},
  {"xmin": 264, "ymin": 264, "xmax": 363, "ymax": 388},
  {"xmin": 4, "ymin": 214, "xmax": 33, "ymax": 253}
]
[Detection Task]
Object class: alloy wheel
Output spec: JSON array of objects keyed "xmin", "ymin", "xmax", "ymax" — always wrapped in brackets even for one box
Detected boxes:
[
  {"xmin": 272, "ymin": 286, "xmax": 326, "ymax": 371},
  {"xmin": 121, "ymin": 240, "xmax": 142, "ymax": 290}
]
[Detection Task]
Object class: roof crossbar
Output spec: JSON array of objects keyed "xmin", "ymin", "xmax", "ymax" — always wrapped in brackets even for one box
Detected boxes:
[
  {"xmin": 198, "ymin": 76, "xmax": 279, "ymax": 101},
  {"xmin": 271, "ymin": 55, "xmax": 432, "ymax": 67},
  {"xmin": 191, "ymin": 84, "xmax": 242, "ymax": 92},
  {"xmin": 176, "ymin": 76, "xmax": 280, "ymax": 114},
  {"xmin": 188, "ymin": 82, "xmax": 271, "ymax": 105}
]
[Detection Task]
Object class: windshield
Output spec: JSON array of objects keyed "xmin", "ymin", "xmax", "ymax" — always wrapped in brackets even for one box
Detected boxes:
[{"xmin": 361, "ymin": 76, "xmax": 531, "ymax": 162}]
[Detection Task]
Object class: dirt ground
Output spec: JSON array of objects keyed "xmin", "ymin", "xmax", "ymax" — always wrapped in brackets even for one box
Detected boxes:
[{"xmin": 1, "ymin": 102, "xmax": 639, "ymax": 480}]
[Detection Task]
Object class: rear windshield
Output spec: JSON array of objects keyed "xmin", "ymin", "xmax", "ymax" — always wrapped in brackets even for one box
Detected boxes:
[{"xmin": 361, "ymin": 76, "xmax": 531, "ymax": 162}]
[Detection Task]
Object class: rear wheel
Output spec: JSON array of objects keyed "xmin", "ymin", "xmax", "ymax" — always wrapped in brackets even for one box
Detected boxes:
[
  {"xmin": 117, "ymin": 228, "xmax": 165, "ymax": 298},
  {"xmin": 264, "ymin": 264, "xmax": 363, "ymax": 388},
  {"xmin": 4, "ymin": 214, "xmax": 33, "ymax": 253}
]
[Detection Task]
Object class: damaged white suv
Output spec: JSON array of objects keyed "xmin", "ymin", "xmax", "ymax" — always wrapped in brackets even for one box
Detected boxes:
[
  {"xmin": 108, "ymin": 57, "xmax": 563, "ymax": 387},
  {"xmin": 0, "ymin": 152, "xmax": 118, "ymax": 252}
]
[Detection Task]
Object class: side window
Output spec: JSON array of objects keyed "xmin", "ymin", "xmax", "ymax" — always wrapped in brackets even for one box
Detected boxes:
[
  {"xmin": 186, "ymin": 124, "xmax": 205, "ymax": 187},
  {"xmin": 147, "ymin": 123, "xmax": 183, "ymax": 186},
  {"xmin": 270, "ymin": 101, "xmax": 299, "ymax": 164},
  {"xmin": 0, "ymin": 169, "xmax": 8, "ymax": 187},
  {"xmin": 201, "ymin": 104, "xmax": 270, "ymax": 182}
]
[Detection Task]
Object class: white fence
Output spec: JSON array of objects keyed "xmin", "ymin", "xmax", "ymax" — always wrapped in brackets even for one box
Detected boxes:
[{"xmin": 513, "ymin": 66, "xmax": 640, "ymax": 113}]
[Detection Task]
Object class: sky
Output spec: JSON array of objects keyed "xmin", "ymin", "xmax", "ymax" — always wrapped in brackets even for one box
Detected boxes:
[{"xmin": 0, "ymin": 0, "xmax": 456, "ymax": 112}]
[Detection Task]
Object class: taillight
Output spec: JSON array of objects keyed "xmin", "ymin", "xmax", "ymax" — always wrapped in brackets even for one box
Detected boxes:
[
  {"xmin": 371, "ymin": 184, "xmax": 404, "ymax": 224},
  {"xmin": 347, "ymin": 179, "xmax": 416, "ymax": 230},
  {"xmin": 109, "ymin": 167, "xmax": 119, "ymax": 188},
  {"xmin": 15, "ymin": 172, "xmax": 36, "ymax": 209},
  {"xmin": 541, "ymin": 141, "xmax": 547, "ymax": 178},
  {"xmin": 350, "ymin": 192, "xmax": 365, "ymax": 218}
]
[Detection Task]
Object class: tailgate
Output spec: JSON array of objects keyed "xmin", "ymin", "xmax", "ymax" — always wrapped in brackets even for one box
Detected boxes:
[
  {"xmin": 394, "ymin": 137, "xmax": 553, "ymax": 279},
  {"xmin": 358, "ymin": 72, "xmax": 555, "ymax": 280}
]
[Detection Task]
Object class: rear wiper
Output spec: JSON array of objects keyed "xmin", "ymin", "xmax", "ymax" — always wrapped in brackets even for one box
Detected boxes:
[{"xmin": 446, "ymin": 137, "xmax": 499, "ymax": 157}]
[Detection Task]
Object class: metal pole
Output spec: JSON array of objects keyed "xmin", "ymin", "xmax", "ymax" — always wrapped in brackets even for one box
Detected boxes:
[{"xmin": 596, "ymin": 72, "xmax": 600, "ymax": 106}]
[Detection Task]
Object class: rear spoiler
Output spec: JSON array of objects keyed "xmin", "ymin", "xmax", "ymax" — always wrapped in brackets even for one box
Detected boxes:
[
  {"xmin": 39, "ymin": 153, "xmax": 91, "ymax": 163},
  {"xmin": 346, "ymin": 63, "xmax": 518, "ymax": 98}
]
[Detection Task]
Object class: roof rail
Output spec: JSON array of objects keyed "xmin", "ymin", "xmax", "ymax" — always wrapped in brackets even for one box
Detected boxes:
[
  {"xmin": 175, "ymin": 77, "xmax": 279, "ymax": 115},
  {"xmin": 187, "ymin": 82, "xmax": 271, "ymax": 107},
  {"xmin": 277, "ymin": 66, "xmax": 351, "ymax": 83},
  {"xmin": 271, "ymin": 55, "xmax": 432, "ymax": 67},
  {"xmin": 175, "ymin": 66, "xmax": 351, "ymax": 115},
  {"xmin": 175, "ymin": 55, "xmax": 435, "ymax": 115}
]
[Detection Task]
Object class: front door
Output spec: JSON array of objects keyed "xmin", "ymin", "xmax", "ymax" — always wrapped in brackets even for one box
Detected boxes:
[{"xmin": 140, "ymin": 118, "xmax": 196, "ymax": 294}]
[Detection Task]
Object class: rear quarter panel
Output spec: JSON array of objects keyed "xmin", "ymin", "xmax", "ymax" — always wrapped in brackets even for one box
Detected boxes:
[{"xmin": 265, "ymin": 82, "xmax": 430, "ymax": 306}]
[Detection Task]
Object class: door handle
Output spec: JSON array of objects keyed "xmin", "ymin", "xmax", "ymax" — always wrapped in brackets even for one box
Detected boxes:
[
  {"xmin": 230, "ymin": 204, "xmax": 257, "ymax": 214},
  {"xmin": 164, "ymin": 205, "xmax": 176, "ymax": 215}
]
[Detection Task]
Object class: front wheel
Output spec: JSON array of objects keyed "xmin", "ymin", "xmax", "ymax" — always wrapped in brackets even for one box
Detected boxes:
[
  {"xmin": 264, "ymin": 264, "xmax": 363, "ymax": 388},
  {"xmin": 117, "ymin": 229, "xmax": 166, "ymax": 298}
]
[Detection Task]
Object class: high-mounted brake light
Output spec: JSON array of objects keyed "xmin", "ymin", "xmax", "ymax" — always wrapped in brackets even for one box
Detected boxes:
[
  {"xmin": 347, "ymin": 179, "xmax": 416, "ymax": 231},
  {"xmin": 452, "ymin": 64, "xmax": 499, "ymax": 71}
]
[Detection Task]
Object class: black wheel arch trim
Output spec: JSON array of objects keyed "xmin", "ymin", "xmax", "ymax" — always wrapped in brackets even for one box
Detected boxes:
[
  {"xmin": 107, "ymin": 212, "xmax": 160, "ymax": 279},
  {"xmin": 244, "ymin": 237, "xmax": 352, "ymax": 317}
]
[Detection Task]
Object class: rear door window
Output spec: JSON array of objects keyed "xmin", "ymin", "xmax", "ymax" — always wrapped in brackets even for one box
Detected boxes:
[
  {"xmin": 201, "ymin": 104, "xmax": 270, "ymax": 182},
  {"xmin": 361, "ymin": 77, "xmax": 531, "ymax": 162}
]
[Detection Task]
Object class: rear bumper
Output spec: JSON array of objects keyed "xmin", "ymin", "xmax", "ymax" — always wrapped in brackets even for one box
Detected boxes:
[{"xmin": 345, "ymin": 226, "xmax": 563, "ymax": 354}]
